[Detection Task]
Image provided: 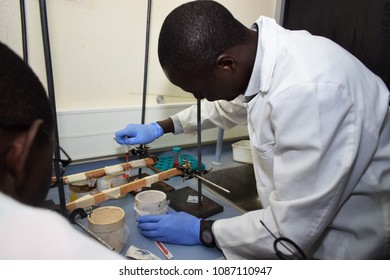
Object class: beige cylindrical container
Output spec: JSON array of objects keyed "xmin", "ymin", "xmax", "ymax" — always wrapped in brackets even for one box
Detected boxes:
[
  {"xmin": 134, "ymin": 190, "xmax": 168, "ymax": 217},
  {"xmin": 88, "ymin": 206, "xmax": 126, "ymax": 253}
]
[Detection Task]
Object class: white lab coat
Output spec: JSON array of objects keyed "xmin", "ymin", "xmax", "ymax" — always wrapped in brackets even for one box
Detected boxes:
[
  {"xmin": 172, "ymin": 94, "xmax": 247, "ymax": 135},
  {"xmin": 0, "ymin": 192, "xmax": 125, "ymax": 259},
  {"xmin": 170, "ymin": 16, "xmax": 390, "ymax": 259}
]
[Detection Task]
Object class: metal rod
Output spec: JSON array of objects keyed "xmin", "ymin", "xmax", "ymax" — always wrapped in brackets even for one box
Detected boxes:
[
  {"xmin": 139, "ymin": 0, "xmax": 152, "ymax": 176},
  {"xmin": 193, "ymin": 174, "xmax": 230, "ymax": 194},
  {"xmin": 75, "ymin": 221, "xmax": 115, "ymax": 251},
  {"xmin": 141, "ymin": 0, "xmax": 152, "ymax": 125},
  {"xmin": 39, "ymin": 0, "xmax": 67, "ymax": 217},
  {"xmin": 211, "ymin": 127, "xmax": 224, "ymax": 166},
  {"xmin": 197, "ymin": 96, "xmax": 202, "ymax": 205},
  {"xmin": 19, "ymin": 0, "xmax": 28, "ymax": 63}
]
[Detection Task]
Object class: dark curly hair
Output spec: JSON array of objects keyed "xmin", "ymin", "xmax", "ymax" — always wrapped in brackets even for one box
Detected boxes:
[
  {"xmin": 0, "ymin": 42, "xmax": 53, "ymax": 134},
  {"xmin": 158, "ymin": 0, "xmax": 250, "ymax": 79}
]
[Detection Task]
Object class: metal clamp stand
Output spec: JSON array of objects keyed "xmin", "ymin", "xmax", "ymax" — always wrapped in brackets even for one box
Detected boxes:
[
  {"xmin": 179, "ymin": 166, "xmax": 230, "ymax": 195},
  {"xmin": 39, "ymin": 0, "xmax": 67, "ymax": 217},
  {"xmin": 166, "ymin": 97, "xmax": 224, "ymax": 218}
]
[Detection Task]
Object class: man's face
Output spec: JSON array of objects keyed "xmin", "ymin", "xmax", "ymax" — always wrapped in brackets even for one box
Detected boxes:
[{"xmin": 163, "ymin": 66, "xmax": 243, "ymax": 101}]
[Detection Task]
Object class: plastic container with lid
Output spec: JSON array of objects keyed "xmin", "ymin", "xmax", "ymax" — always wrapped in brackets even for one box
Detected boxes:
[
  {"xmin": 232, "ymin": 140, "xmax": 253, "ymax": 164},
  {"xmin": 134, "ymin": 190, "xmax": 168, "ymax": 217},
  {"xmin": 172, "ymin": 146, "xmax": 181, "ymax": 167}
]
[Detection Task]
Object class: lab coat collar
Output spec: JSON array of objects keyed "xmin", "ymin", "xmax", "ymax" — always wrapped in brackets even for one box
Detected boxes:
[{"xmin": 243, "ymin": 16, "xmax": 278, "ymax": 103}]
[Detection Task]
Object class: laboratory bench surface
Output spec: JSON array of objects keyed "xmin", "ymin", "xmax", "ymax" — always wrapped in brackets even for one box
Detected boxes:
[{"xmin": 46, "ymin": 140, "xmax": 252, "ymax": 260}]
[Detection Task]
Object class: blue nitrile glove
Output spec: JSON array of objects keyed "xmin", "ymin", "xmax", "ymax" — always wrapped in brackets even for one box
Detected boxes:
[
  {"xmin": 115, "ymin": 123, "xmax": 163, "ymax": 145},
  {"xmin": 136, "ymin": 211, "xmax": 201, "ymax": 245}
]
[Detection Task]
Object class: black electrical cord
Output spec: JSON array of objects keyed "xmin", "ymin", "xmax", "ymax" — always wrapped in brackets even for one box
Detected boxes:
[{"xmin": 260, "ymin": 220, "xmax": 308, "ymax": 260}]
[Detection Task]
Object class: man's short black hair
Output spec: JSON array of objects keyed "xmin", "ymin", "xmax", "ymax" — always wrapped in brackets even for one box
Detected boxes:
[
  {"xmin": 0, "ymin": 42, "xmax": 53, "ymax": 134},
  {"xmin": 158, "ymin": 0, "xmax": 249, "ymax": 79}
]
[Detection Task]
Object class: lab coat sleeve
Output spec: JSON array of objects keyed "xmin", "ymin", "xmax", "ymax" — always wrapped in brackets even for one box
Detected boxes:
[
  {"xmin": 170, "ymin": 94, "xmax": 247, "ymax": 135},
  {"xmin": 213, "ymin": 83, "xmax": 367, "ymax": 259}
]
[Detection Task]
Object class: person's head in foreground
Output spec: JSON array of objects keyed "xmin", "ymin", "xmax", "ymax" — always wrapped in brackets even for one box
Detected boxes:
[{"xmin": 0, "ymin": 41, "xmax": 54, "ymax": 207}]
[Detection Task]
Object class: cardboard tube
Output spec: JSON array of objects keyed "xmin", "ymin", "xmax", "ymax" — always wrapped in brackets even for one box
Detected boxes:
[
  {"xmin": 51, "ymin": 157, "xmax": 157, "ymax": 185},
  {"xmin": 66, "ymin": 167, "xmax": 182, "ymax": 212}
]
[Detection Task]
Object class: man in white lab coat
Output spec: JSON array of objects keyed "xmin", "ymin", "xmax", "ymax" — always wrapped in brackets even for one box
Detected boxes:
[
  {"xmin": 0, "ymin": 42, "xmax": 124, "ymax": 259},
  {"xmin": 115, "ymin": 1, "xmax": 390, "ymax": 259}
]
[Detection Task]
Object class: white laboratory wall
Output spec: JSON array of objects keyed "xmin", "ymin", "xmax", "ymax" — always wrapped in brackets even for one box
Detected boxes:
[{"xmin": 0, "ymin": 0, "xmax": 278, "ymax": 161}]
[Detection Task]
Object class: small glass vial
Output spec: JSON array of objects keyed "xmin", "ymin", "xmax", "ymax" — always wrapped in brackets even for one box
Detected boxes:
[{"xmin": 172, "ymin": 147, "xmax": 181, "ymax": 167}]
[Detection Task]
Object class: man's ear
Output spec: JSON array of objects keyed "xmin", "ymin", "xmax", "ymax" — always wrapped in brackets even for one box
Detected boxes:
[
  {"xmin": 5, "ymin": 119, "xmax": 45, "ymax": 179},
  {"xmin": 215, "ymin": 54, "xmax": 237, "ymax": 72}
]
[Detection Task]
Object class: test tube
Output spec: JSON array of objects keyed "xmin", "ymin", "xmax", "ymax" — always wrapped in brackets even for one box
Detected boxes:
[{"xmin": 172, "ymin": 147, "xmax": 181, "ymax": 167}]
